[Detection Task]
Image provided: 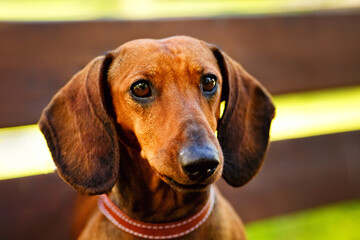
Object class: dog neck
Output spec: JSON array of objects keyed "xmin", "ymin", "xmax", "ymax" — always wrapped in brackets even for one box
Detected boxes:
[{"xmin": 109, "ymin": 144, "xmax": 210, "ymax": 223}]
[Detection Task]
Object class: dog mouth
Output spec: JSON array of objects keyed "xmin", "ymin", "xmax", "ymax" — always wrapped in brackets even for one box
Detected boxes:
[{"xmin": 162, "ymin": 175, "xmax": 208, "ymax": 191}]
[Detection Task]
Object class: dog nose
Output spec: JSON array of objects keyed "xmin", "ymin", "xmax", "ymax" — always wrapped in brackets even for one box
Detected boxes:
[{"xmin": 179, "ymin": 145, "xmax": 220, "ymax": 182}]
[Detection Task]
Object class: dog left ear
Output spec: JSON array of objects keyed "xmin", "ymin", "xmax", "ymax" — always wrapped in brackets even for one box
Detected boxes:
[
  {"xmin": 38, "ymin": 53, "xmax": 120, "ymax": 195},
  {"xmin": 210, "ymin": 46, "xmax": 275, "ymax": 187}
]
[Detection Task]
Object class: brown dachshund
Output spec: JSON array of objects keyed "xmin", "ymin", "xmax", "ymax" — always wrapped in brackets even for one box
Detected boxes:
[{"xmin": 39, "ymin": 36, "xmax": 275, "ymax": 239}]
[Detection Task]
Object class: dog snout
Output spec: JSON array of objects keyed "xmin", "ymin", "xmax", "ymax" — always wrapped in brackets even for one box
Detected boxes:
[{"xmin": 179, "ymin": 145, "xmax": 220, "ymax": 182}]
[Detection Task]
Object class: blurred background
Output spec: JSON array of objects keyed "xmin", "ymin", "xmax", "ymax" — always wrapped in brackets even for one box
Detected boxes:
[{"xmin": 0, "ymin": 0, "xmax": 359, "ymax": 239}]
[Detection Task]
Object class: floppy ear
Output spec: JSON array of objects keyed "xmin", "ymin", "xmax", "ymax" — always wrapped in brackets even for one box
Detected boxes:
[
  {"xmin": 38, "ymin": 53, "xmax": 120, "ymax": 195},
  {"xmin": 211, "ymin": 47, "xmax": 275, "ymax": 187}
]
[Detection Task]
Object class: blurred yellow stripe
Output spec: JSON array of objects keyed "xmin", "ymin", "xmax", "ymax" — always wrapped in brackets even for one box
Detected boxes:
[
  {"xmin": 270, "ymin": 86, "xmax": 360, "ymax": 141},
  {"xmin": 0, "ymin": 125, "xmax": 55, "ymax": 180},
  {"xmin": 0, "ymin": 85, "xmax": 359, "ymax": 180}
]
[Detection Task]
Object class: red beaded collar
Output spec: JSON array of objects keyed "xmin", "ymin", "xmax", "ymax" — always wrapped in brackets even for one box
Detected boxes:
[{"xmin": 98, "ymin": 187, "xmax": 215, "ymax": 239}]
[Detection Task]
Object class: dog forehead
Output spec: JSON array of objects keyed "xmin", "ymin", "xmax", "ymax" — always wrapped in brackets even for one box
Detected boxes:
[
  {"xmin": 108, "ymin": 37, "xmax": 220, "ymax": 88},
  {"xmin": 116, "ymin": 37, "xmax": 216, "ymax": 66}
]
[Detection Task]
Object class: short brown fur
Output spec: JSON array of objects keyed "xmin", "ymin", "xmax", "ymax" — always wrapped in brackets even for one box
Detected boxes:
[{"xmin": 39, "ymin": 36, "xmax": 275, "ymax": 239}]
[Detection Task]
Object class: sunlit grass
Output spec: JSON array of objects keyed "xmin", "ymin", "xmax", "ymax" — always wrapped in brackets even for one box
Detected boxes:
[
  {"xmin": 0, "ymin": 85, "xmax": 359, "ymax": 180},
  {"xmin": 0, "ymin": 0, "xmax": 360, "ymax": 21},
  {"xmin": 246, "ymin": 200, "xmax": 360, "ymax": 240}
]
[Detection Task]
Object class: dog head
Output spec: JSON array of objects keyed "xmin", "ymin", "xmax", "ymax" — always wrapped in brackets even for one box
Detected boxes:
[{"xmin": 39, "ymin": 36, "xmax": 275, "ymax": 194}]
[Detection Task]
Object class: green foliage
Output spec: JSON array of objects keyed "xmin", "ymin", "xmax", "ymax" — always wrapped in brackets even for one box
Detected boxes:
[
  {"xmin": 0, "ymin": 0, "xmax": 359, "ymax": 21},
  {"xmin": 246, "ymin": 200, "xmax": 360, "ymax": 240}
]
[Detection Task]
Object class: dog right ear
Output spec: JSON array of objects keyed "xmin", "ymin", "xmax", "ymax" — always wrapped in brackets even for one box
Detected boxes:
[
  {"xmin": 38, "ymin": 53, "xmax": 120, "ymax": 195},
  {"xmin": 209, "ymin": 46, "xmax": 275, "ymax": 188}
]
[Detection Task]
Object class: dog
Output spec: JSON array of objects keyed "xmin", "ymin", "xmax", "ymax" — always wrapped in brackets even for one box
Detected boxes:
[{"xmin": 39, "ymin": 36, "xmax": 275, "ymax": 239}]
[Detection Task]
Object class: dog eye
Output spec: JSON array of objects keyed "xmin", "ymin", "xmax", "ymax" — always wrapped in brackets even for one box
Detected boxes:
[
  {"xmin": 201, "ymin": 74, "xmax": 217, "ymax": 93},
  {"xmin": 131, "ymin": 80, "xmax": 151, "ymax": 98}
]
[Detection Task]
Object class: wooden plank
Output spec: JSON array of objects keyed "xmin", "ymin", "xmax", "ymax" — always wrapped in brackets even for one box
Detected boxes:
[
  {"xmin": 0, "ymin": 173, "xmax": 77, "ymax": 240},
  {"xmin": 218, "ymin": 130, "xmax": 360, "ymax": 222},
  {"xmin": 0, "ymin": 12, "xmax": 360, "ymax": 127},
  {"xmin": 0, "ymin": 131, "xmax": 359, "ymax": 239}
]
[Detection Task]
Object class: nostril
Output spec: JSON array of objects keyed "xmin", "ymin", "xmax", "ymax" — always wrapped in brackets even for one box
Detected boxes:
[
  {"xmin": 179, "ymin": 144, "xmax": 220, "ymax": 181},
  {"xmin": 183, "ymin": 160, "xmax": 218, "ymax": 175},
  {"xmin": 182, "ymin": 159, "xmax": 219, "ymax": 181}
]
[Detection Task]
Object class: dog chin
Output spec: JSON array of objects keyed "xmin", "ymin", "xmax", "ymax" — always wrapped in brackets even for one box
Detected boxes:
[{"xmin": 161, "ymin": 175, "xmax": 212, "ymax": 192}]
